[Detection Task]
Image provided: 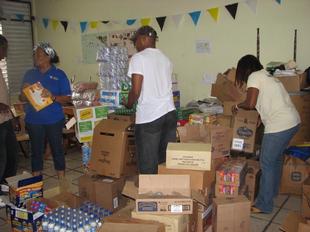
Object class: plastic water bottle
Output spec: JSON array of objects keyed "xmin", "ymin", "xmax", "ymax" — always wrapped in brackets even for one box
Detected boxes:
[
  {"xmin": 54, "ymin": 224, "xmax": 60, "ymax": 232},
  {"xmin": 48, "ymin": 221, "xmax": 55, "ymax": 232},
  {"xmin": 81, "ymin": 143, "xmax": 90, "ymax": 168},
  {"xmin": 59, "ymin": 222, "xmax": 67, "ymax": 232},
  {"xmin": 42, "ymin": 215, "xmax": 49, "ymax": 231}
]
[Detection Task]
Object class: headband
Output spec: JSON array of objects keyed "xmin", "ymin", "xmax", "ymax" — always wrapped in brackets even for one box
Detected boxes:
[{"xmin": 33, "ymin": 42, "xmax": 56, "ymax": 59}]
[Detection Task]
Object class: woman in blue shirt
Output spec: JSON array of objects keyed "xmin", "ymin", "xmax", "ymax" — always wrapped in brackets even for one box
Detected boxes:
[{"xmin": 20, "ymin": 42, "xmax": 71, "ymax": 179}]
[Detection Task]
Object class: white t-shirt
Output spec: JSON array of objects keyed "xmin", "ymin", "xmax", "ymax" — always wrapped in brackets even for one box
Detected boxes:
[
  {"xmin": 247, "ymin": 69, "xmax": 300, "ymax": 133},
  {"xmin": 128, "ymin": 48, "xmax": 175, "ymax": 124}
]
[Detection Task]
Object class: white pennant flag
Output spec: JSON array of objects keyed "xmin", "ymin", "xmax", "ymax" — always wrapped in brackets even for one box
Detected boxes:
[
  {"xmin": 245, "ymin": 0, "xmax": 258, "ymax": 13},
  {"xmin": 171, "ymin": 14, "xmax": 183, "ymax": 28},
  {"xmin": 69, "ymin": 21, "xmax": 78, "ymax": 33}
]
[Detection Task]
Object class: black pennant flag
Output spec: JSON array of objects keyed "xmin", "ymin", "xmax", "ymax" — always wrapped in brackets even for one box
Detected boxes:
[
  {"xmin": 156, "ymin": 16, "xmax": 166, "ymax": 31},
  {"xmin": 225, "ymin": 3, "xmax": 238, "ymax": 19},
  {"xmin": 60, "ymin": 21, "xmax": 68, "ymax": 32},
  {"xmin": 101, "ymin": 21, "xmax": 110, "ymax": 24}
]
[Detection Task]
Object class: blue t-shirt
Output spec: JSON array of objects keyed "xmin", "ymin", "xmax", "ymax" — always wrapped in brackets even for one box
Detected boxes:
[{"xmin": 22, "ymin": 66, "xmax": 71, "ymax": 124}]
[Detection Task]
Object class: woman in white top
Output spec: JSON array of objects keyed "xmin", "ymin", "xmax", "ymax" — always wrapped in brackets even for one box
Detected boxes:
[{"xmin": 232, "ymin": 54, "xmax": 300, "ymax": 214}]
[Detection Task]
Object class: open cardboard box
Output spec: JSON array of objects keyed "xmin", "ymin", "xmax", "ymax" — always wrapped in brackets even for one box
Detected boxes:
[{"xmin": 136, "ymin": 175, "xmax": 193, "ymax": 214}]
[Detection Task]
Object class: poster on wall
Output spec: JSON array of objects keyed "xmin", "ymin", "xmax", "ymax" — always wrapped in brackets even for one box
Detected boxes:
[
  {"xmin": 107, "ymin": 29, "xmax": 137, "ymax": 57},
  {"xmin": 81, "ymin": 32, "xmax": 108, "ymax": 64}
]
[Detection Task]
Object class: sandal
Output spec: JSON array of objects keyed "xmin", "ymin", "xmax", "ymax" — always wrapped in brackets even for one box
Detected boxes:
[{"xmin": 251, "ymin": 206, "xmax": 263, "ymax": 213}]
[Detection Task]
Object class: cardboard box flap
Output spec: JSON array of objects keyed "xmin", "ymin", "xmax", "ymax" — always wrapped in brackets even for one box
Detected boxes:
[
  {"xmin": 94, "ymin": 119, "xmax": 133, "ymax": 133},
  {"xmin": 139, "ymin": 175, "xmax": 191, "ymax": 197},
  {"xmin": 167, "ymin": 143, "xmax": 211, "ymax": 153},
  {"xmin": 122, "ymin": 179, "xmax": 139, "ymax": 200},
  {"xmin": 177, "ymin": 124, "xmax": 210, "ymax": 143},
  {"xmin": 280, "ymin": 212, "xmax": 306, "ymax": 232}
]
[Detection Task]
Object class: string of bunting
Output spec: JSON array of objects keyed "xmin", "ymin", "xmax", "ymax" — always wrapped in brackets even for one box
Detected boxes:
[{"xmin": 0, "ymin": 0, "xmax": 283, "ymax": 33}]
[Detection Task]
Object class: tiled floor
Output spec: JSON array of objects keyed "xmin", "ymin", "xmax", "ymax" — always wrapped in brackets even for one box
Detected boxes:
[{"xmin": 0, "ymin": 149, "xmax": 303, "ymax": 232}]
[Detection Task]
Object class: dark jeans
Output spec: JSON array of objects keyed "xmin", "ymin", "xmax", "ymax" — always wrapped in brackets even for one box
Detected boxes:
[
  {"xmin": 135, "ymin": 110, "xmax": 177, "ymax": 174},
  {"xmin": 0, "ymin": 120, "xmax": 18, "ymax": 183},
  {"xmin": 26, "ymin": 119, "xmax": 65, "ymax": 172}
]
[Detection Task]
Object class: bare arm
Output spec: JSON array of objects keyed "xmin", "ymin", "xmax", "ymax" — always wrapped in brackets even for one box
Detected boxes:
[
  {"xmin": 232, "ymin": 87, "xmax": 259, "ymax": 113},
  {"xmin": 125, "ymin": 74, "xmax": 143, "ymax": 109}
]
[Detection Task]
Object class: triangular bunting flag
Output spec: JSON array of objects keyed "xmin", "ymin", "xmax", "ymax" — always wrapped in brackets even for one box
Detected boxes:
[
  {"xmin": 101, "ymin": 21, "xmax": 109, "ymax": 24},
  {"xmin": 171, "ymin": 14, "xmax": 183, "ymax": 28},
  {"xmin": 225, "ymin": 3, "xmax": 238, "ymax": 19},
  {"xmin": 276, "ymin": 0, "xmax": 282, "ymax": 4},
  {"xmin": 80, "ymin": 21, "xmax": 88, "ymax": 33},
  {"xmin": 127, "ymin": 19, "xmax": 136, "ymax": 26},
  {"xmin": 42, "ymin": 18, "xmax": 49, "ymax": 29},
  {"xmin": 156, "ymin": 16, "xmax": 166, "ymax": 31},
  {"xmin": 140, "ymin": 18, "xmax": 151, "ymax": 26},
  {"xmin": 189, "ymin": 11, "xmax": 201, "ymax": 26},
  {"xmin": 60, "ymin": 21, "xmax": 68, "ymax": 32},
  {"xmin": 245, "ymin": 0, "xmax": 258, "ymax": 13},
  {"xmin": 90, "ymin": 21, "xmax": 98, "ymax": 29},
  {"xmin": 52, "ymin": 20, "xmax": 59, "ymax": 30},
  {"xmin": 16, "ymin": 14, "xmax": 24, "ymax": 21},
  {"xmin": 69, "ymin": 21, "xmax": 78, "ymax": 32},
  {"xmin": 207, "ymin": 8, "xmax": 219, "ymax": 22}
]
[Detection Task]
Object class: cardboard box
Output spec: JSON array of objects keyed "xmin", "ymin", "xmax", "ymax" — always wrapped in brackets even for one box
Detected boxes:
[
  {"xmin": 302, "ymin": 177, "xmax": 310, "ymax": 218},
  {"xmin": 245, "ymin": 160, "xmax": 261, "ymax": 203},
  {"xmin": 280, "ymin": 156, "xmax": 310, "ymax": 195},
  {"xmin": 215, "ymin": 183, "xmax": 246, "ymax": 198},
  {"xmin": 189, "ymin": 113, "xmax": 218, "ymax": 125},
  {"xmin": 132, "ymin": 210, "xmax": 188, "ymax": 232},
  {"xmin": 89, "ymin": 119, "xmax": 137, "ymax": 178},
  {"xmin": 99, "ymin": 89, "xmax": 129, "ymax": 108},
  {"xmin": 100, "ymin": 217, "xmax": 165, "ymax": 232},
  {"xmin": 136, "ymin": 175, "xmax": 193, "ymax": 214},
  {"xmin": 289, "ymin": 92, "xmax": 310, "ymax": 145},
  {"xmin": 280, "ymin": 211, "xmax": 307, "ymax": 232},
  {"xmin": 6, "ymin": 173, "xmax": 43, "ymax": 207},
  {"xmin": 298, "ymin": 222, "xmax": 310, "ymax": 232},
  {"xmin": 212, "ymin": 196, "xmax": 251, "ymax": 232},
  {"xmin": 216, "ymin": 115, "xmax": 233, "ymax": 128},
  {"xmin": 216, "ymin": 159, "xmax": 247, "ymax": 186},
  {"xmin": 193, "ymin": 202, "xmax": 212, "ymax": 232},
  {"xmin": 22, "ymin": 82, "xmax": 53, "ymax": 111},
  {"xmin": 177, "ymin": 124, "xmax": 232, "ymax": 158},
  {"xmin": 222, "ymin": 101, "xmax": 240, "ymax": 116},
  {"xmin": 78, "ymin": 174, "xmax": 125, "ymax": 212},
  {"xmin": 51, "ymin": 192, "xmax": 83, "ymax": 208},
  {"xmin": 74, "ymin": 105, "xmax": 108, "ymax": 142},
  {"xmin": 231, "ymin": 110, "xmax": 259, "ymax": 153},
  {"xmin": 211, "ymin": 72, "xmax": 246, "ymax": 102},
  {"xmin": 275, "ymin": 72, "xmax": 308, "ymax": 93},
  {"xmin": 159, "ymin": 158, "xmax": 224, "ymax": 192},
  {"xmin": 166, "ymin": 142, "xmax": 212, "ymax": 171},
  {"xmin": 108, "ymin": 112, "xmax": 135, "ymax": 123}
]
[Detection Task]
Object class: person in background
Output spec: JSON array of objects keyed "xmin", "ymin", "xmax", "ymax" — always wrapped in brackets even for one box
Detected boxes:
[
  {"xmin": 232, "ymin": 54, "xmax": 300, "ymax": 214},
  {"xmin": 124, "ymin": 26, "xmax": 177, "ymax": 174},
  {"xmin": 20, "ymin": 42, "xmax": 71, "ymax": 179},
  {"xmin": 0, "ymin": 35, "xmax": 18, "ymax": 194}
]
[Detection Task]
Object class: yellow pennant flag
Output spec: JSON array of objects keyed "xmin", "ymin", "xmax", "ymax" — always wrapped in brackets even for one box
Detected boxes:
[
  {"xmin": 140, "ymin": 18, "xmax": 151, "ymax": 26},
  {"xmin": 90, "ymin": 21, "xmax": 98, "ymax": 29},
  {"xmin": 52, "ymin": 20, "xmax": 59, "ymax": 30},
  {"xmin": 207, "ymin": 8, "xmax": 219, "ymax": 22}
]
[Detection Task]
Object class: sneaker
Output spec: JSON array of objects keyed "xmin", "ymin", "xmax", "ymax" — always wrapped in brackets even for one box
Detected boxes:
[{"xmin": 1, "ymin": 184, "xmax": 9, "ymax": 193}]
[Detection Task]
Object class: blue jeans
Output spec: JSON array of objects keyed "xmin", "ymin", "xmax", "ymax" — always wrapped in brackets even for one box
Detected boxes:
[
  {"xmin": 26, "ymin": 119, "xmax": 65, "ymax": 172},
  {"xmin": 0, "ymin": 120, "xmax": 18, "ymax": 183},
  {"xmin": 255, "ymin": 124, "xmax": 299, "ymax": 213},
  {"xmin": 135, "ymin": 110, "xmax": 177, "ymax": 174}
]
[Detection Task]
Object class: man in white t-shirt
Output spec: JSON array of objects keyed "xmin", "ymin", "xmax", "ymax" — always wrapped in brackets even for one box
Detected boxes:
[{"xmin": 124, "ymin": 26, "xmax": 176, "ymax": 174}]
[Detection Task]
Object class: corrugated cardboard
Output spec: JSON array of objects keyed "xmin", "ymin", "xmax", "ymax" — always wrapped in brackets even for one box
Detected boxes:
[
  {"xmin": 275, "ymin": 72, "xmax": 308, "ymax": 93},
  {"xmin": 131, "ymin": 210, "xmax": 189, "ymax": 232},
  {"xmin": 108, "ymin": 113, "xmax": 135, "ymax": 123},
  {"xmin": 298, "ymin": 222, "xmax": 310, "ymax": 232},
  {"xmin": 166, "ymin": 143, "xmax": 212, "ymax": 171},
  {"xmin": 302, "ymin": 177, "xmax": 310, "ymax": 218},
  {"xmin": 78, "ymin": 174, "xmax": 125, "ymax": 212},
  {"xmin": 280, "ymin": 156, "xmax": 310, "ymax": 195},
  {"xmin": 216, "ymin": 115, "xmax": 233, "ymax": 128},
  {"xmin": 212, "ymin": 196, "xmax": 251, "ymax": 232},
  {"xmin": 231, "ymin": 110, "xmax": 259, "ymax": 153},
  {"xmin": 177, "ymin": 124, "xmax": 232, "ymax": 158},
  {"xmin": 100, "ymin": 217, "xmax": 165, "ymax": 232},
  {"xmin": 193, "ymin": 202, "xmax": 212, "ymax": 232},
  {"xmin": 89, "ymin": 119, "xmax": 137, "ymax": 178},
  {"xmin": 222, "ymin": 101, "xmax": 240, "ymax": 116},
  {"xmin": 136, "ymin": 175, "xmax": 193, "ymax": 214},
  {"xmin": 216, "ymin": 159, "xmax": 247, "ymax": 186},
  {"xmin": 280, "ymin": 211, "xmax": 307, "ymax": 232},
  {"xmin": 215, "ymin": 183, "xmax": 247, "ymax": 198},
  {"xmin": 245, "ymin": 160, "xmax": 261, "ymax": 203}
]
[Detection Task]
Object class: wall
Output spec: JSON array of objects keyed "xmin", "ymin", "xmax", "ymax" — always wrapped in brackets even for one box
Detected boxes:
[{"xmin": 32, "ymin": 0, "xmax": 310, "ymax": 105}]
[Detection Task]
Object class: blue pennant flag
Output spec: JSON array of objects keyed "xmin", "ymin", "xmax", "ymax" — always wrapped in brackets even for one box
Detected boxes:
[
  {"xmin": 189, "ymin": 11, "xmax": 201, "ymax": 26},
  {"xmin": 42, "ymin": 18, "xmax": 49, "ymax": 28},
  {"xmin": 276, "ymin": 0, "xmax": 282, "ymax": 4},
  {"xmin": 126, "ymin": 19, "xmax": 136, "ymax": 26},
  {"xmin": 16, "ymin": 14, "xmax": 25, "ymax": 21},
  {"xmin": 80, "ymin": 21, "xmax": 88, "ymax": 33}
]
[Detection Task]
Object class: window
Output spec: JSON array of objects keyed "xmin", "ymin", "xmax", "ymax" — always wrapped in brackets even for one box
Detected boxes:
[{"xmin": 1, "ymin": 0, "xmax": 34, "ymax": 102}]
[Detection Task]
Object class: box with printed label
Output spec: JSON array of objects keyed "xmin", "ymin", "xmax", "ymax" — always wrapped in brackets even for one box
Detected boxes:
[
  {"xmin": 99, "ymin": 90, "xmax": 129, "ymax": 108},
  {"xmin": 136, "ymin": 175, "xmax": 193, "ymax": 215},
  {"xmin": 216, "ymin": 159, "xmax": 248, "ymax": 186},
  {"xmin": 131, "ymin": 210, "xmax": 189, "ymax": 232},
  {"xmin": 166, "ymin": 143, "xmax": 212, "ymax": 171},
  {"xmin": 231, "ymin": 110, "xmax": 259, "ymax": 153},
  {"xmin": 74, "ymin": 105, "xmax": 108, "ymax": 142},
  {"xmin": 6, "ymin": 173, "xmax": 43, "ymax": 207}
]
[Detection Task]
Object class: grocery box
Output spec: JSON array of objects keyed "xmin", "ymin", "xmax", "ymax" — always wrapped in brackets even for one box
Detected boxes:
[
  {"xmin": 166, "ymin": 142, "xmax": 212, "ymax": 171},
  {"xmin": 136, "ymin": 175, "xmax": 193, "ymax": 214},
  {"xmin": 6, "ymin": 173, "xmax": 43, "ymax": 207},
  {"xmin": 216, "ymin": 159, "xmax": 248, "ymax": 186},
  {"xmin": 99, "ymin": 89, "xmax": 129, "ymax": 108},
  {"xmin": 302, "ymin": 176, "xmax": 310, "ymax": 218}
]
